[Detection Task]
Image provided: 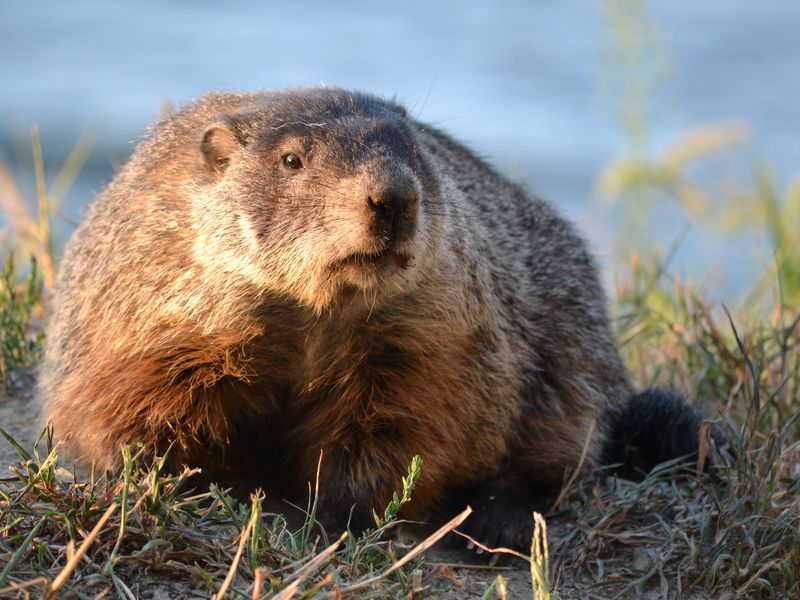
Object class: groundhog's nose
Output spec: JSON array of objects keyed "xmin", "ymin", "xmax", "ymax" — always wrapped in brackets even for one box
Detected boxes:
[{"xmin": 366, "ymin": 182, "xmax": 419, "ymax": 243}]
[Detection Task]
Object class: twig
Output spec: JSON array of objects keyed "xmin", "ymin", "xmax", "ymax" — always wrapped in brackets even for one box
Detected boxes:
[
  {"xmin": 212, "ymin": 504, "xmax": 258, "ymax": 600},
  {"xmin": 273, "ymin": 531, "xmax": 348, "ymax": 600},
  {"xmin": 44, "ymin": 502, "xmax": 118, "ymax": 599},
  {"xmin": 252, "ymin": 567, "xmax": 267, "ymax": 600},
  {"xmin": 552, "ymin": 419, "xmax": 596, "ymax": 510},
  {"xmin": 323, "ymin": 506, "xmax": 473, "ymax": 598},
  {"xmin": 426, "ymin": 562, "xmax": 511, "ymax": 571}
]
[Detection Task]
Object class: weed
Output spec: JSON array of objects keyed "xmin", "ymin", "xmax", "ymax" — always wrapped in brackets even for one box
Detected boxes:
[
  {"xmin": 0, "ymin": 254, "xmax": 44, "ymax": 382},
  {"xmin": 0, "ymin": 435, "xmax": 468, "ymax": 598},
  {"xmin": 598, "ymin": 0, "xmax": 800, "ymax": 306},
  {"xmin": 546, "ymin": 250, "xmax": 800, "ymax": 598}
]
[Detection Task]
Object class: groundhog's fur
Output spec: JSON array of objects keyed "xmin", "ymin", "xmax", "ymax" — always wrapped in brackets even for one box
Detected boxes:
[{"xmin": 41, "ymin": 88, "xmax": 707, "ymax": 547}]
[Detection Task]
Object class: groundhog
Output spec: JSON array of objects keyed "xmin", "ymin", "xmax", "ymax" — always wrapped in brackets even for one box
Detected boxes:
[{"xmin": 40, "ymin": 87, "xmax": 711, "ymax": 548}]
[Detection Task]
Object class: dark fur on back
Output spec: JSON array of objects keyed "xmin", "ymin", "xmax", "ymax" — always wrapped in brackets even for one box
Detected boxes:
[{"xmin": 40, "ymin": 87, "xmax": 716, "ymax": 549}]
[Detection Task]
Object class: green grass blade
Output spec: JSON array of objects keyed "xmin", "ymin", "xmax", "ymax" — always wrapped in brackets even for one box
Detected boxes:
[{"xmin": 0, "ymin": 517, "xmax": 44, "ymax": 585}]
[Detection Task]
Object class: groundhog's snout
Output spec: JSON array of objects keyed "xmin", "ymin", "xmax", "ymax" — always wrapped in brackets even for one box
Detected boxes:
[{"xmin": 363, "ymin": 170, "xmax": 419, "ymax": 244}]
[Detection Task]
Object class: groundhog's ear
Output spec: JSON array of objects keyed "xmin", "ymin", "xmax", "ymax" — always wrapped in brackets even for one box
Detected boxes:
[{"xmin": 201, "ymin": 124, "xmax": 242, "ymax": 174}]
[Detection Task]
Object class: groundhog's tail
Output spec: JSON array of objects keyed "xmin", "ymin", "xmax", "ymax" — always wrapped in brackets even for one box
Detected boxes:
[{"xmin": 601, "ymin": 389, "xmax": 723, "ymax": 479}]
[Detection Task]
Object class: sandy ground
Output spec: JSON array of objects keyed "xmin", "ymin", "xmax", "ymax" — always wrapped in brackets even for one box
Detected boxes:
[{"xmin": 0, "ymin": 370, "xmax": 40, "ymax": 470}]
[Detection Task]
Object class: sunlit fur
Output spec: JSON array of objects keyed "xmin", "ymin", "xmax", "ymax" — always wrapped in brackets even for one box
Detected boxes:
[{"xmin": 40, "ymin": 88, "xmax": 705, "ymax": 545}]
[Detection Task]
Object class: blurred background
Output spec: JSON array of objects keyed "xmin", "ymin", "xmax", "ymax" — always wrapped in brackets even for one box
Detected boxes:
[{"xmin": 1, "ymin": 0, "xmax": 798, "ymax": 301}]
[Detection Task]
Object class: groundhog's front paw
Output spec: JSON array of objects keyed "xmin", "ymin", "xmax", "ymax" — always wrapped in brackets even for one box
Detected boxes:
[
  {"xmin": 454, "ymin": 489, "xmax": 536, "ymax": 551},
  {"xmin": 315, "ymin": 492, "xmax": 372, "ymax": 537}
]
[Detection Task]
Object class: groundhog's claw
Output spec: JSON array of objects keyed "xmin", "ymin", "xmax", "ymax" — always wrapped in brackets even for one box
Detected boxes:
[{"xmin": 454, "ymin": 489, "xmax": 535, "ymax": 553}]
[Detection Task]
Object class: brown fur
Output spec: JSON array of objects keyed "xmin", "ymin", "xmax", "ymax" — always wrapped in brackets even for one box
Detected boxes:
[{"xmin": 41, "ymin": 87, "xmax": 639, "ymax": 544}]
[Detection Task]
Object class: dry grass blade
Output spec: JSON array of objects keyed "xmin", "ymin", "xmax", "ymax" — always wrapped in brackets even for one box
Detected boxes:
[
  {"xmin": 484, "ymin": 575, "xmax": 508, "ymax": 600},
  {"xmin": 322, "ymin": 506, "xmax": 473, "ymax": 598},
  {"xmin": 252, "ymin": 567, "xmax": 267, "ymax": 600},
  {"xmin": 0, "ymin": 162, "xmax": 36, "ymax": 239},
  {"xmin": 272, "ymin": 531, "xmax": 348, "ymax": 600},
  {"xmin": 0, "ymin": 145, "xmax": 55, "ymax": 286},
  {"xmin": 43, "ymin": 501, "xmax": 118, "ymax": 599},
  {"xmin": 0, "ymin": 577, "xmax": 50, "ymax": 597},
  {"xmin": 31, "ymin": 126, "xmax": 49, "ymax": 256},
  {"xmin": 552, "ymin": 419, "xmax": 596, "ymax": 510},
  {"xmin": 723, "ymin": 303, "xmax": 761, "ymax": 413},
  {"xmin": 530, "ymin": 513, "xmax": 550, "ymax": 600},
  {"xmin": 212, "ymin": 503, "xmax": 258, "ymax": 600},
  {"xmin": 695, "ymin": 419, "xmax": 711, "ymax": 475},
  {"xmin": 661, "ymin": 120, "xmax": 750, "ymax": 170},
  {"xmin": 29, "ymin": 125, "xmax": 55, "ymax": 287}
]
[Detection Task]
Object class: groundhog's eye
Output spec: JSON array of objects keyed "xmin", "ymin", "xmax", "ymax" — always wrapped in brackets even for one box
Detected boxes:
[{"xmin": 282, "ymin": 153, "xmax": 303, "ymax": 170}]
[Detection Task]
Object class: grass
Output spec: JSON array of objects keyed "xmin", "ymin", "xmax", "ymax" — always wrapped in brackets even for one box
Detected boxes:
[
  {"xmin": 0, "ymin": 437, "xmax": 478, "ymax": 598},
  {"xmin": 547, "ymin": 251, "xmax": 800, "ymax": 598},
  {"xmin": 599, "ymin": 0, "xmax": 800, "ymax": 306},
  {"xmin": 0, "ymin": 254, "xmax": 44, "ymax": 382}
]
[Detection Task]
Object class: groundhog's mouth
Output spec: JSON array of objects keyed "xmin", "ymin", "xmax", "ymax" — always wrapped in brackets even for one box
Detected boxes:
[{"xmin": 333, "ymin": 249, "xmax": 412, "ymax": 270}]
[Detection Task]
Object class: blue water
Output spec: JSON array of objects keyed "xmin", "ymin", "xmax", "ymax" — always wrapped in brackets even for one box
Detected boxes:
[{"xmin": 2, "ymin": 2, "xmax": 799, "ymax": 299}]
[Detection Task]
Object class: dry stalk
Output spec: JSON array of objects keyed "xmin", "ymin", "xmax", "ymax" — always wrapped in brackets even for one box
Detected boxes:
[
  {"xmin": 44, "ymin": 502, "xmax": 118, "ymax": 599},
  {"xmin": 320, "ymin": 506, "xmax": 473, "ymax": 599},
  {"xmin": 273, "ymin": 531, "xmax": 348, "ymax": 600},
  {"xmin": 212, "ymin": 506, "xmax": 258, "ymax": 600}
]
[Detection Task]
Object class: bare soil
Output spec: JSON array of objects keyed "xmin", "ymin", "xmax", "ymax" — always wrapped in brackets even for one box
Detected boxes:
[{"xmin": 0, "ymin": 370, "xmax": 39, "ymax": 470}]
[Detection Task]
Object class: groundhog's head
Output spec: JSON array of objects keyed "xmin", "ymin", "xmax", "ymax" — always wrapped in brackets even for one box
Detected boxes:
[{"xmin": 190, "ymin": 88, "xmax": 443, "ymax": 312}]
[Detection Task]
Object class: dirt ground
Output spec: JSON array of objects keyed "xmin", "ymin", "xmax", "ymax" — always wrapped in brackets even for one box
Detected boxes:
[
  {"xmin": 0, "ymin": 370, "xmax": 39, "ymax": 471},
  {"xmin": 1, "ymin": 375, "xmax": 683, "ymax": 599}
]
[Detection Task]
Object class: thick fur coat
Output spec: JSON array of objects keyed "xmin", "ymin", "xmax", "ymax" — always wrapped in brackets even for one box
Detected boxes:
[{"xmin": 41, "ymin": 88, "xmax": 705, "ymax": 547}]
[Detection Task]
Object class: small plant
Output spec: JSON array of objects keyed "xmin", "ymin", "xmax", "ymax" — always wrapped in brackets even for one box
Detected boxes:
[
  {"xmin": 598, "ymin": 0, "xmax": 800, "ymax": 307},
  {"xmin": 0, "ymin": 254, "xmax": 44, "ymax": 381},
  {"xmin": 373, "ymin": 454, "xmax": 423, "ymax": 528},
  {"xmin": 545, "ymin": 248, "xmax": 800, "ymax": 597},
  {"xmin": 0, "ymin": 435, "xmax": 466, "ymax": 598},
  {"xmin": 0, "ymin": 124, "xmax": 97, "ymax": 290}
]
